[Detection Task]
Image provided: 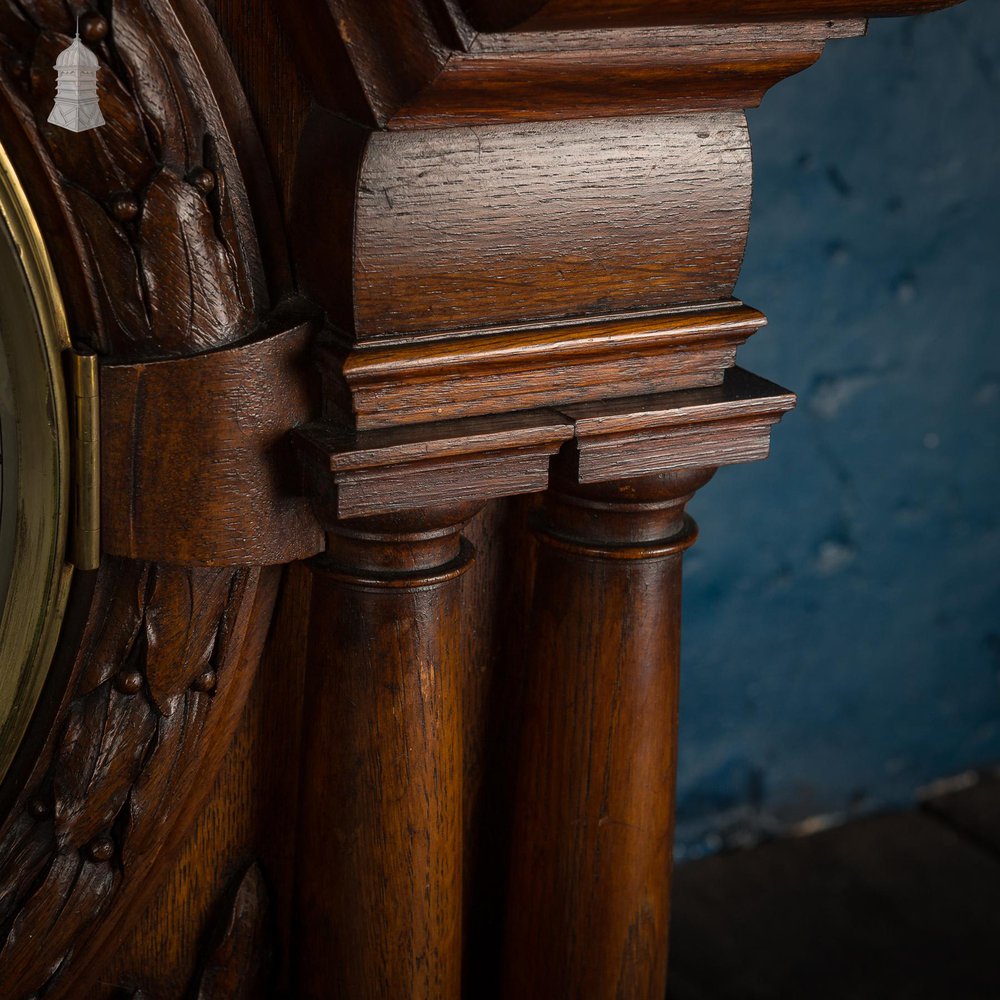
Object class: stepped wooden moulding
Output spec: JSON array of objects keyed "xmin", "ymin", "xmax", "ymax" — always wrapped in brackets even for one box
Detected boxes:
[{"xmin": 0, "ymin": 0, "xmax": 970, "ymax": 997}]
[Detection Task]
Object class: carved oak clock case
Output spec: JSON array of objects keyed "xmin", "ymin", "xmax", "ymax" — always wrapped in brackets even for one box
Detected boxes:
[{"xmin": 0, "ymin": 1, "xmax": 973, "ymax": 998}]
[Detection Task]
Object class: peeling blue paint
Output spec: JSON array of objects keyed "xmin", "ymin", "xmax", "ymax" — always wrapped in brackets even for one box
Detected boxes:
[{"xmin": 676, "ymin": 0, "xmax": 1000, "ymax": 861}]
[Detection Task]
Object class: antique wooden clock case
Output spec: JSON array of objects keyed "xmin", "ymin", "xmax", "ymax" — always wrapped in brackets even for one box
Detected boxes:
[{"xmin": 0, "ymin": 1, "xmax": 972, "ymax": 997}]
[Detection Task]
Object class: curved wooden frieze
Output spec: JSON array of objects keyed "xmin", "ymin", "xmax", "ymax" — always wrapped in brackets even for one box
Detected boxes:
[{"xmin": 0, "ymin": 1, "xmax": 289, "ymax": 997}]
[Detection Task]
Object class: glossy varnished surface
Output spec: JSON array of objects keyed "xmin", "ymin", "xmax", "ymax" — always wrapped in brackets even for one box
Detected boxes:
[
  {"xmin": 503, "ymin": 472, "xmax": 712, "ymax": 1000},
  {"xmin": 0, "ymin": 1, "xmax": 299, "ymax": 995},
  {"xmin": 295, "ymin": 509, "xmax": 481, "ymax": 999},
  {"xmin": 0, "ymin": 0, "xmax": 977, "ymax": 995},
  {"xmin": 100, "ymin": 320, "xmax": 322, "ymax": 566}
]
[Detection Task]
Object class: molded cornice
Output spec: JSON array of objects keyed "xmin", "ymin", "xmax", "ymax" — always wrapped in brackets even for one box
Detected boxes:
[{"xmin": 282, "ymin": 0, "xmax": 960, "ymax": 129}]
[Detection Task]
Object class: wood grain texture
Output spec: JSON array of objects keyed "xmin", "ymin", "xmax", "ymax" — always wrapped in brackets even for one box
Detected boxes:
[
  {"xmin": 101, "ymin": 319, "xmax": 322, "ymax": 566},
  {"xmin": 282, "ymin": 6, "xmax": 850, "ymax": 441},
  {"xmin": 295, "ymin": 508, "xmax": 482, "ymax": 1000},
  {"xmin": 468, "ymin": 19, "xmax": 867, "ymax": 49},
  {"xmin": 210, "ymin": 0, "xmax": 313, "ymax": 222},
  {"xmin": 561, "ymin": 366, "xmax": 797, "ymax": 483},
  {"xmin": 169, "ymin": 0, "xmax": 293, "ymax": 303},
  {"xmin": 293, "ymin": 369, "xmax": 794, "ymax": 526},
  {"xmin": 296, "ymin": 110, "xmax": 752, "ymax": 340},
  {"xmin": 502, "ymin": 470, "xmax": 714, "ymax": 1000},
  {"xmin": 101, "ymin": 564, "xmax": 314, "ymax": 1000},
  {"xmin": 0, "ymin": 0, "xmax": 267, "ymax": 361},
  {"xmin": 0, "ymin": 0, "xmax": 969, "ymax": 994},
  {"xmin": 0, "ymin": 561, "xmax": 280, "ymax": 999},
  {"xmin": 460, "ymin": 496, "xmax": 543, "ymax": 1000},
  {"xmin": 280, "ymin": 0, "xmax": 866, "ymax": 128},
  {"xmin": 295, "ymin": 409, "xmax": 573, "ymax": 520},
  {"xmin": 190, "ymin": 863, "xmax": 271, "ymax": 1000},
  {"xmin": 115, "ymin": 501, "xmax": 538, "ymax": 999},
  {"xmin": 327, "ymin": 302, "xmax": 765, "ymax": 428},
  {"xmin": 0, "ymin": 1, "xmax": 296, "ymax": 996},
  {"xmin": 392, "ymin": 34, "xmax": 831, "ymax": 128},
  {"xmin": 277, "ymin": 0, "xmax": 457, "ymax": 128}
]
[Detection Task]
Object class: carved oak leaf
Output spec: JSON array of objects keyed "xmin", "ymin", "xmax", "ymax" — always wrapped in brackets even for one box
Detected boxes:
[
  {"xmin": 62, "ymin": 186, "xmax": 156, "ymax": 352},
  {"xmin": 53, "ymin": 685, "xmax": 157, "ymax": 851},
  {"xmin": 77, "ymin": 559, "xmax": 150, "ymax": 695},
  {"xmin": 138, "ymin": 169, "xmax": 256, "ymax": 353},
  {"xmin": 0, "ymin": 565, "xmax": 274, "ymax": 999},
  {"xmin": 4, "ymin": 0, "xmax": 265, "ymax": 359},
  {"xmin": 111, "ymin": 0, "xmax": 208, "ymax": 174},
  {"xmin": 0, "ymin": 851, "xmax": 116, "ymax": 996},
  {"xmin": 122, "ymin": 688, "xmax": 213, "ymax": 865},
  {"xmin": 126, "ymin": 568, "xmax": 252, "ymax": 862},
  {"xmin": 143, "ymin": 565, "xmax": 232, "ymax": 716},
  {"xmin": 0, "ymin": 813, "xmax": 54, "ymax": 920},
  {"xmin": 0, "ymin": 0, "xmax": 281, "ymax": 995},
  {"xmin": 33, "ymin": 31, "xmax": 156, "ymax": 199},
  {"xmin": 13, "ymin": 1, "xmax": 66, "ymax": 29},
  {"xmin": 191, "ymin": 864, "xmax": 272, "ymax": 1000},
  {"xmin": 113, "ymin": 0, "xmax": 264, "ymax": 325}
]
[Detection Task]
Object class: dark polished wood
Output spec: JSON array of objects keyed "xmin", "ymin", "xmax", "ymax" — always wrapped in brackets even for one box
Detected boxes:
[
  {"xmin": 101, "ymin": 318, "xmax": 323, "ymax": 566},
  {"xmin": 293, "ymin": 110, "xmax": 754, "ymax": 341},
  {"xmin": 100, "ymin": 561, "xmax": 316, "ymax": 999},
  {"xmin": 329, "ymin": 304, "xmax": 765, "ymax": 430},
  {"xmin": 0, "ymin": 0, "xmax": 979, "ymax": 995},
  {"xmin": 295, "ymin": 507, "xmax": 481, "ymax": 1000},
  {"xmin": 281, "ymin": 0, "xmax": 871, "ymax": 129},
  {"xmin": 503, "ymin": 469, "xmax": 712, "ymax": 1000},
  {"xmin": 189, "ymin": 864, "xmax": 271, "ymax": 1000},
  {"xmin": 0, "ymin": 1, "xmax": 294, "ymax": 995},
  {"xmin": 295, "ymin": 410, "xmax": 572, "ymax": 519}
]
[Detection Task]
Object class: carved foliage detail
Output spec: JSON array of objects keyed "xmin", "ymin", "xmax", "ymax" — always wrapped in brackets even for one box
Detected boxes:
[
  {"xmin": 0, "ymin": 1, "xmax": 280, "ymax": 995},
  {"xmin": 190, "ymin": 863, "xmax": 272, "ymax": 1000},
  {"xmin": 0, "ymin": 561, "xmax": 262, "ymax": 998},
  {"xmin": 0, "ymin": 0, "xmax": 265, "ymax": 358}
]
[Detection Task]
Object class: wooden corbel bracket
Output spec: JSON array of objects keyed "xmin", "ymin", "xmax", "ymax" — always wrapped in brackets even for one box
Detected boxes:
[
  {"xmin": 294, "ymin": 410, "xmax": 574, "ymax": 522},
  {"xmin": 98, "ymin": 315, "xmax": 794, "ymax": 560},
  {"xmin": 563, "ymin": 367, "xmax": 797, "ymax": 484},
  {"xmin": 294, "ymin": 366, "xmax": 795, "ymax": 521},
  {"xmin": 100, "ymin": 319, "xmax": 324, "ymax": 567}
]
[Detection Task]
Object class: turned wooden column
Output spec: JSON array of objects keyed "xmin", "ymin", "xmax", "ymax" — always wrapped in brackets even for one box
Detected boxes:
[
  {"xmin": 295, "ymin": 504, "xmax": 481, "ymax": 1000},
  {"xmin": 503, "ymin": 468, "xmax": 716, "ymax": 1000}
]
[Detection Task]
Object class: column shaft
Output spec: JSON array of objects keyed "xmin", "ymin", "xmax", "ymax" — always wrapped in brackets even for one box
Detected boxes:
[
  {"xmin": 503, "ymin": 471, "xmax": 714, "ymax": 1000},
  {"xmin": 295, "ymin": 507, "xmax": 479, "ymax": 1000}
]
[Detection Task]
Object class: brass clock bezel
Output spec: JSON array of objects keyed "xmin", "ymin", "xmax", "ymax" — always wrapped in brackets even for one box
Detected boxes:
[{"xmin": 0, "ymin": 139, "xmax": 73, "ymax": 783}]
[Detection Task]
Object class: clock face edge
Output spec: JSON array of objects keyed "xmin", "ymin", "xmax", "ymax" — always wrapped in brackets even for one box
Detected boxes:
[{"xmin": 0, "ymin": 138, "xmax": 73, "ymax": 785}]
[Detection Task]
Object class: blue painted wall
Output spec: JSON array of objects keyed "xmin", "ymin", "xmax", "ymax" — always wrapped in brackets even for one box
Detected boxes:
[{"xmin": 676, "ymin": 0, "xmax": 1000, "ymax": 859}]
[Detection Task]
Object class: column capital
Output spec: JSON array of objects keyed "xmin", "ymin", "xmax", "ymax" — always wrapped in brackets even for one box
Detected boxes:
[
  {"xmin": 540, "ymin": 470, "xmax": 715, "ymax": 551},
  {"xmin": 321, "ymin": 505, "xmax": 484, "ymax": 583}
]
